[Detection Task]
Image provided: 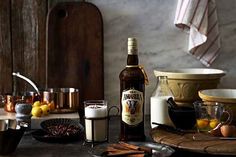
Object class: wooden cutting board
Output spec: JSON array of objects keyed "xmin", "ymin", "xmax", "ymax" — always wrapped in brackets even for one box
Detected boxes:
[
  {"xmin": 151, "ymin": 127, "xmax": 236, "ymax": 155},
  {"xmin": 46, "ymin": 1, "xmax": 104, "ymax": 114}
]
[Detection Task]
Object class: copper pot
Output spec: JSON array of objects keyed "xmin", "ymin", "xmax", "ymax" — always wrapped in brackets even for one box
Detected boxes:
[
  {"xmin": 22, "ymin": 91, "xmax": 40, "ymax": 103},
  {"xmin": 41, "ymin": 88, "xmax": 80, "ymax": 113},
  {"xmin": 1, "ymin": 91, "xmax": 40, "ymax": 113}
]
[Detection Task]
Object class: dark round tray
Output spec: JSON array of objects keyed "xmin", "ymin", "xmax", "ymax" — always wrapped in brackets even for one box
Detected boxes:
[
  {"xmin": 32, "ymin": 129, "xmax": 84, "ymax": 143},
  {"xmin": 32, "ymin": 118, "xmax": 85, "ymax": 143}
]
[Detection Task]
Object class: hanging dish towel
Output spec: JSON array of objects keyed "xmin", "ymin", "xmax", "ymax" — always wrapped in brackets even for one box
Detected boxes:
[{"xmin": 174, "ymin": 0, "xmax": 220, "ymax": 67}]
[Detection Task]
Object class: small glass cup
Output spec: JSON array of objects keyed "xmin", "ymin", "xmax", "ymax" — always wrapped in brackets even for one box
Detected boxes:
[
  {"xmin": 83, "ymin": 100, "xmax": 119, "ymax": 147},
  {"xmin": 84, "ymin": 100, "xmax": 108, "ymax": 145},
  {"xmin": 194, "ymin": 101, "xmax": 232, "ymax": 132}
]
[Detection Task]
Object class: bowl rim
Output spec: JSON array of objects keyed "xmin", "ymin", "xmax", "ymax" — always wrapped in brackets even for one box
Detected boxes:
[
  {"xmin": 154, "ymin": 68, "xmax": 225, "ymax": 79},
  {"xmin": 199, "ymin": 89, "xmax": 236, "ymax": 103}
]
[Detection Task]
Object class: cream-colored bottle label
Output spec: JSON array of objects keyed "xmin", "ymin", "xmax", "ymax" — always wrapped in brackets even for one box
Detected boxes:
[{"xmin": 121, "ymin": 89, "xmax": 143, "ymax": 125}]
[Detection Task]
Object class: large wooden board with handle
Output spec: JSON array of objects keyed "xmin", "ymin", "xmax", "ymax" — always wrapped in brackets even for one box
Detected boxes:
[
  {"xmin": 151, "ymin": 127, "xmax": 236, "ymax": 155},
  {"xmin": 46, "ymin": 1, "xmax": 104, "ymax": 113}
]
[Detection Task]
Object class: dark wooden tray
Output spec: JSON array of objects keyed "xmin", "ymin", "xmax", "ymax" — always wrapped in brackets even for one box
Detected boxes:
[{"xmin": 151, "ymin": 127, "xmax": 236, "ymax": 155}]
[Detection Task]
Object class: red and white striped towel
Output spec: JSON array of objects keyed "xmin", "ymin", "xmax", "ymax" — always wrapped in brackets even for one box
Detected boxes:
[{"xmin": 174, "ymin": 0, "xmax": 220, "ymax": 67}]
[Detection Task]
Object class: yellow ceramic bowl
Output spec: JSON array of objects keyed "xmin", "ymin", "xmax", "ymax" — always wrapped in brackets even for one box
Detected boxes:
[
  {"xmin": 154, "ymin": 68, "xmax": 225, "ymax": 106},
  {"xmin": 199, "ymin": 89, "xmax": 236, "ymax": 103},
  {"xmin": 199, "ymin": 89, "xmax": 236, "ymax": 124}
]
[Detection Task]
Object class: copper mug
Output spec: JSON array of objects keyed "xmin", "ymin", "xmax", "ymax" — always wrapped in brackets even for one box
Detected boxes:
[{"xmin": 0, "ymin": 95, "xmax": 23, "ymax": 112}]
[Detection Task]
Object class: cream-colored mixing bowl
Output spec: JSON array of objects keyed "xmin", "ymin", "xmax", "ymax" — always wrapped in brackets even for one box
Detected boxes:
[{"xmin": 154, "ymin": 68, "xmax": 225, "ymax": 106}]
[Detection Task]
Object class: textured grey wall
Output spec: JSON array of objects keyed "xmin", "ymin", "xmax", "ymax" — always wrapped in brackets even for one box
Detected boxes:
[{"xmin": 88, "ymin": 0, "xmax": 236, "ymax": 114}]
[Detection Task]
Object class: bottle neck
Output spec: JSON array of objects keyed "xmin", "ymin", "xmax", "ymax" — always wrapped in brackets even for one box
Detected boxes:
[
  {"xmin": 127, "ymin": 54, "xmax": 139, "ymax": 66},
  {"xmin": 127, "ymin": 37, "xmax": 138, "ymax": 66},
  {"xmin": 153, "ymin": 76, "xmax": 173, "ymax": 97},
  {"xmin": 158, "ymin": 76, "xmax": 168, "ymax": 84}
]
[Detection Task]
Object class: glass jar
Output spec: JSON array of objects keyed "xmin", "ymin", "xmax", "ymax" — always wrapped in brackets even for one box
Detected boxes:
[{"xmin": 150, "ymin": 76, "xmax": 174, "ymax": 128}]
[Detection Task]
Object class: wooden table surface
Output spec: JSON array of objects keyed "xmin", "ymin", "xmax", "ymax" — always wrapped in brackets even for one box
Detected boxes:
[{"xmin": 151, "ymin": 126, "xmax": 236, "ymax": 156}]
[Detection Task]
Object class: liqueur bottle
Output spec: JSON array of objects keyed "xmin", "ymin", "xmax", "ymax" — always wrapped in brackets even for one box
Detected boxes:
[{"xmin": 119, "ymin": 37, "xmax": 145, "ymax": 141}]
